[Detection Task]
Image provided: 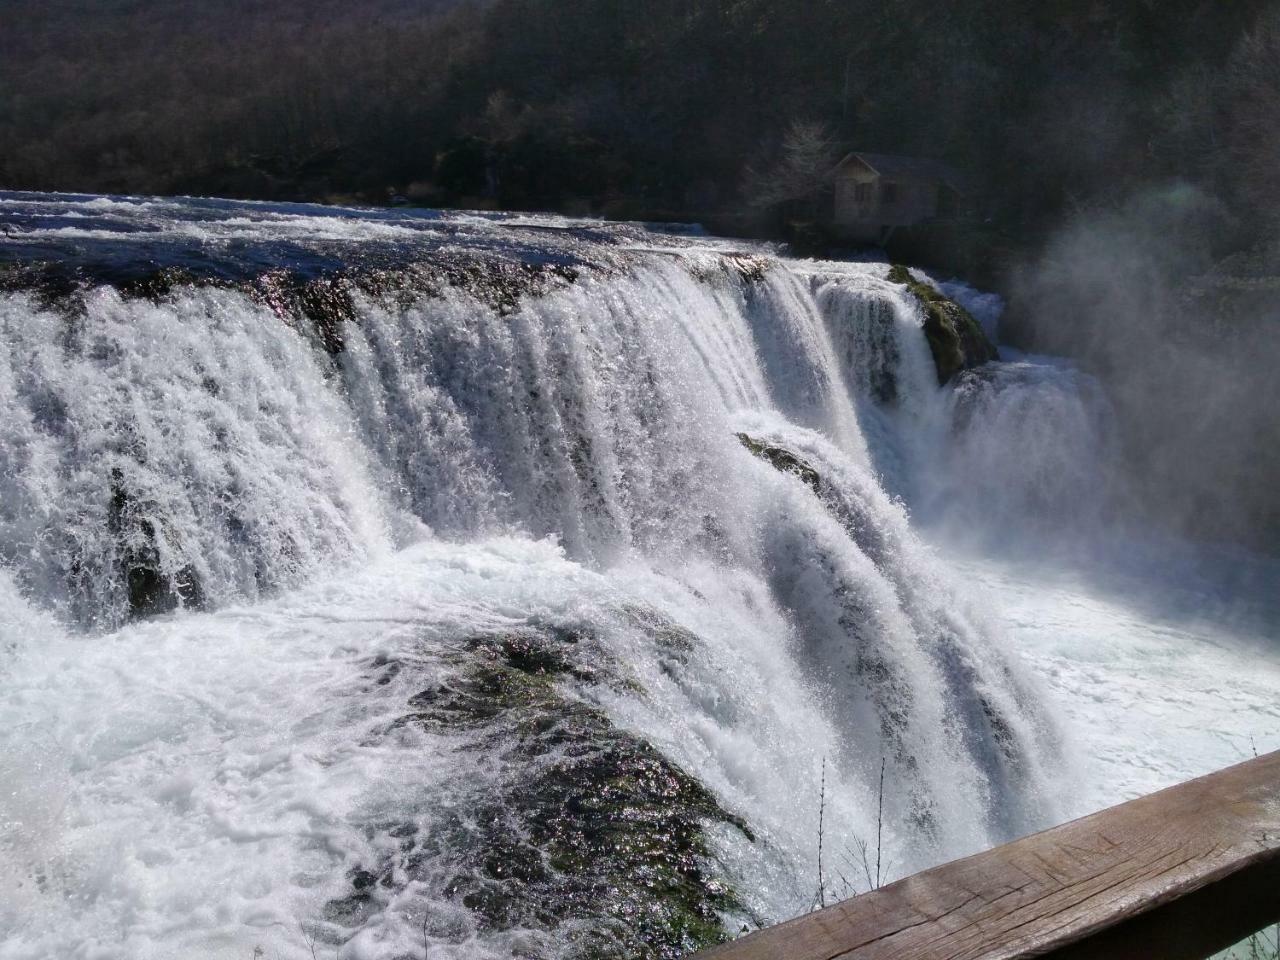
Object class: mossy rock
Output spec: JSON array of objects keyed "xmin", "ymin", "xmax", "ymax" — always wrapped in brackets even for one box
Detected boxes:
[
  {"xmin": 339, "ymin": 618, "xmax": 752, "ymax": 959},
  {"xmin": 887, "ymin": 264, "xmax": 997, "ymax": 385},
  {"xmin": 622, "ymin": 605, "xmax": 700, "ymax": 661},
  {"xmin": 736, "ymin": 431, "xmax": 907, "ymax": 566},
  {"xmin": 735, "ymin": 433, "xmax": 823, "ymax": 496}
]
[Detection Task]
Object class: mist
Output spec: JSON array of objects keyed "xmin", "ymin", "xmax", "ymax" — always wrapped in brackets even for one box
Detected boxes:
[{"xmin": 1008, "ymin": 184, "xmax": 1280, "ymax": 553}]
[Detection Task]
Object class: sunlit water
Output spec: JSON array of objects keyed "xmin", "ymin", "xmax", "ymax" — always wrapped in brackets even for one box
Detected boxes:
[
  {"xmin": 0, "ymin": 192, "xmax": 1274, "ymax": 959},
  {"xmin": 951, "ymin": 545, "xmax": 1280, "ymax": 804}
]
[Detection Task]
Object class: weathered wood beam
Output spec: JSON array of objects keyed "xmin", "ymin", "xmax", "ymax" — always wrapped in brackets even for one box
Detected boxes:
[{"xmin": 695, "ymin": 751, "xmax": 1280, "ymax": 960}]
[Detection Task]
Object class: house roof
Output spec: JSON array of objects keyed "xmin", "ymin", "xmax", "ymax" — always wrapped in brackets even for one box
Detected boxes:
[{"xmin": 835, "ymin": 152, "xmax": 966, "ymax": 193}]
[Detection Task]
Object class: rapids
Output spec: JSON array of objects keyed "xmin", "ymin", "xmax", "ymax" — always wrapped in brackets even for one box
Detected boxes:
[{"xmin": 0, "ymin": 192, "xmax": 1274, "ymax": 960}]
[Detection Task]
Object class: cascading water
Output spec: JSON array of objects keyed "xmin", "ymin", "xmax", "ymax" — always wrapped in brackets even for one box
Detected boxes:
[
  {"xmin": 0, "ymin": 285, "xmax": 399, "ymax": 627},
  {"xmin": 0, "ymin": 192, "xmax": 1273, "ymax": 960}
]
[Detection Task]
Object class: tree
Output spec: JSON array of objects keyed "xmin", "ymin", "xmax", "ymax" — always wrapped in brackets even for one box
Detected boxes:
[{"xmin": 744, "ymin": 120, "xmax": 839, "ymax": 214}]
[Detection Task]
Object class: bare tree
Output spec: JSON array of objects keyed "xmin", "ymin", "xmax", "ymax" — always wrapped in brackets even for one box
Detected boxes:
[{"xmin": 744, "ymin": 119, "xmax": 838, "ymax": 211}]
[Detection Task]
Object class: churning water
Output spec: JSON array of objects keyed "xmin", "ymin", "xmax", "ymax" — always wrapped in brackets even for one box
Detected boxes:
[{"xmin": 0, "ymin": 192, "xmax": 1275, "ymax": 960}]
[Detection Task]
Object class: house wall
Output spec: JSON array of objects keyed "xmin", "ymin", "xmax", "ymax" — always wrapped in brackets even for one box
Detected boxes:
[
  {"xmin": 832, "ymin": 166, "xmax": 941, "ymax": 230},
  {"xmin": 878, "ymin": 177, "xmax": 939, "ymax": 226},
  {"xmin": 833, "ymin": 167, "xmax": 879, "ymax": 225}
]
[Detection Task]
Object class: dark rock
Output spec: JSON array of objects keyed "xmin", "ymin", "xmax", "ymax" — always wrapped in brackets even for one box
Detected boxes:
[
  {"xmin": 735, "ymin": 433, "xmax": 823, "ymax": 496},
  {"xmin": 724, "ymin": 254, "xmax": 770, "ymax": 283},
  {"xmin": 887, "ymin": 264, "xmax": 997, "ymax": 384},
  {"xmin": 341, "ymin": 619, "xmax": 754, "ymax": 958},
  {"xmin": 106, "ymin": 468, "xmax": 204, "ymax": 619}
]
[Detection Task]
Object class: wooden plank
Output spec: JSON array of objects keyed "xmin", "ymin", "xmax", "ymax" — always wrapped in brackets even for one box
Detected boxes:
[{"xmin": 695, "ymin": 751, "xmax": 1280, "ymax": 960}]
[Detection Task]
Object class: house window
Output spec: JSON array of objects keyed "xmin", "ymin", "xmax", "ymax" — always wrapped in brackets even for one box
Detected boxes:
[
  {"xmin": 882, "ymin": 181, "xmax": 898, "ymax": 203},
  {"xmin": 854, "ymin": 182, "xmax": 870, "ymax": 202}
]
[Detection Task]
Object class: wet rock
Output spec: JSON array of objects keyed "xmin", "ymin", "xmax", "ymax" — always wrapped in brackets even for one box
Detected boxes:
[
  {"xmin": 106, "ymin": 468, "xmax": 204, "ymax": 619},
  {"xmin": 425, "ymin": 688, "xmax": 748, "ymax": 959},
  {"xmin": 735, "ymin": 432, "xmax": 823, "ymax": 496},
  {"xmin": 887, "ymin": 264, "xmax": 997, "ymax": 384},
  {"xmin": 723, "ymin": 254, "xmax": 770, "ymax": 284},
  {"xmin": 623, "ymin": 606, "xmax": 699, "ymax": 662},
  {"xmin": 1, "ymin": 249, "xmax": 584, "ymax": 358},
  {"xmin": 344, "ymin": 619, "xmax": 752, "ymax": 959},
  {"xmin": 253, "ymin": 271, "xmax": 354, "ymax": 355},
  {"xmin": 735, "ymin": 432, "xmax": 891, "ymax": 563},
  {"xmin": 462, "ymin": 626, "xmax": 602, "ymax": 683}
]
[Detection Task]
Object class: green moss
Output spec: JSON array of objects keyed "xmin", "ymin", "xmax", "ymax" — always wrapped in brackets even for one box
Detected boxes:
[
  {"xmin": 465, "ymin": 625, "xmax": 602, "ymax": 682},
  {"xmin": 621, "ymin": 605, "xmax": 700, "ymax": 658},
  {"xmin": 343, "ymin": 619, "xmax": 752, "ymax": 959},
  {"xmin": 735, "ymin": 432, "xmax": 823, "ymax": 495},
  {"xmin": 887, "ymin": 263, "xmax": 997, "ymax": 384}
]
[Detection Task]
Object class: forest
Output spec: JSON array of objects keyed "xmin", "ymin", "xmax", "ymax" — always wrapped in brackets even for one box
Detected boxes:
[{"xmin": 2, "ymin": 1, "xmax": 1272, "ymax": 232}]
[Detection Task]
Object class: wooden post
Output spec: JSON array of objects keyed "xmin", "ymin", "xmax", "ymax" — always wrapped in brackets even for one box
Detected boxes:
[{"xmin": 694, "ymin": 751, "xmax": 1280, "ymax": 960}]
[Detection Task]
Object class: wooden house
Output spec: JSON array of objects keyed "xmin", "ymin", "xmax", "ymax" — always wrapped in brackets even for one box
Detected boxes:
[{"xmin": 831, "ymin": 152, "xmax": 965, "ymax": 243}]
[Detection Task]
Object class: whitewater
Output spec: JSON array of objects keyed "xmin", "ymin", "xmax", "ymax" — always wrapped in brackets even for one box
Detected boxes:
[{"xmin": 0, "ymin": 192, "xmax": 1275, "ymax": 960}]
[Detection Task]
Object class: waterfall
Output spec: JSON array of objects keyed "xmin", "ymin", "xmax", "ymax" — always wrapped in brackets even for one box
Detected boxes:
[
  {"xmin": 920, "ymin": 356, "xmax": 1118, "ymax": 541},
  {"xmin": 0, "ymin": 193, "xmax": 1070, "ymax": 960},
  {"xmin": 0, "ymin": 286, "xmax": 398, "ymax": 627}
]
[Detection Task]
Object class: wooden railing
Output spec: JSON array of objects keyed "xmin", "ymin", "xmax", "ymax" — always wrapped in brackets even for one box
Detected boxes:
[{"xmin": 694, "ymin": 751, "xmax": 1280, "ymax": 960}]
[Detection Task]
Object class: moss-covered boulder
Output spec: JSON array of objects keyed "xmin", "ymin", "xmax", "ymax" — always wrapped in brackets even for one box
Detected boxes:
[
  {"xmin": 735, "ymin": 433, "xmax": 822, "ymax": 496},
  {"xmin": 887, "ymin": 264, "xmax": 997, "ymax": 385},
  {"xmin": 334, "ymin": 619, "xmax": 750, "ymax": 959}
]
